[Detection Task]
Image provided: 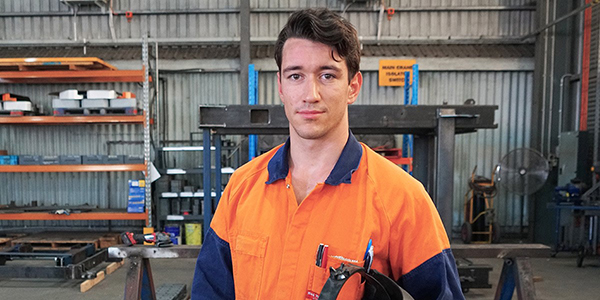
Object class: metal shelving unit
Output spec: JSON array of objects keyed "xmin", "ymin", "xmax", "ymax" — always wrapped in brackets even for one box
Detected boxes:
[
  {"xmin": 155, "ymin": 144, "xmax": 238, "ymax": 232},
  {"xmin": 0, "ymin": 40, "xmax": 151, "ymax": 225}
]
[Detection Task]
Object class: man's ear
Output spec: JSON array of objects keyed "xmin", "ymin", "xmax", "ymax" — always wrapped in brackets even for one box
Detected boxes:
[
  {"xmin": 277, "ymin": 72, "xmax": 284, "ymax": 102},
  {"xmin": 347, "ymin": 71, "xmax": 363, "ymax": 105}
]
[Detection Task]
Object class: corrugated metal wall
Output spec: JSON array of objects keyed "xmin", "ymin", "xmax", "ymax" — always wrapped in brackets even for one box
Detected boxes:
[
  {"xmin": 259, "ymin": 71, "xmax": 534, "ymax": 233},
  {"xmin": 0, "ymin": 0, "xmax": 534, "ymax": 42}
]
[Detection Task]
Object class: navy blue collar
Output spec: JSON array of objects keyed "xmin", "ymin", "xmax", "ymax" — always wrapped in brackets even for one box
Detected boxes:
[{"xmin": 266, "ymin": 132, "xmax": 363, "ymax": 186}]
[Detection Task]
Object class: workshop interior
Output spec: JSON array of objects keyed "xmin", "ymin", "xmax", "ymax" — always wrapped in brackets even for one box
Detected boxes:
[{"xmin": 0, "ymin": 0, "xmax": 599, "ymax": 299}]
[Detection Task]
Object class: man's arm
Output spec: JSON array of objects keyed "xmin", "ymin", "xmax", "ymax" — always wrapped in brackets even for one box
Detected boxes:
[
  {"xmin": 191, "ymin": 227, "xmax": 235, "ymax": 299},
  {"xmin": 397, "ymin": 248, "xmax": 463, "ymax": 299},
  {"xmin": 191, "ymin": 182, "xmax": 235, "ymax": 299},
  {"xmin": 389, "ymin": 183, "xmax": 464, "ymax": 300}
]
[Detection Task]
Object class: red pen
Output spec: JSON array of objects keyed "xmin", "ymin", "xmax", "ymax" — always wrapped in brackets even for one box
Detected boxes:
[{"xmin": 321, "ymin": 245, "xmax": 329, "ymax": 268}]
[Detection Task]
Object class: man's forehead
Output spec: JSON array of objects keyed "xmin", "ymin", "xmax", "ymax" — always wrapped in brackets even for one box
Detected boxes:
[{"xmin": 281, "ymin": 38, "xmax": 344, "ymax": 64}]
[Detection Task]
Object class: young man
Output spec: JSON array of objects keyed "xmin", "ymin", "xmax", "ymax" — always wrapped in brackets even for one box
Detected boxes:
[{"xmin": 192, "ymin": 8, "xmax": 463, "ymax": 300}]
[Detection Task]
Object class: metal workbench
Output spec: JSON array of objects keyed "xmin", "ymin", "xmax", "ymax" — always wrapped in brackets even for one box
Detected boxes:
[
  {"xmin": 109, "ymin": 243, "xmax": 550, "ymax": 300},
  {"xmin": 197, "ymin": 104, "xmax": 498, "ymax": 237}
]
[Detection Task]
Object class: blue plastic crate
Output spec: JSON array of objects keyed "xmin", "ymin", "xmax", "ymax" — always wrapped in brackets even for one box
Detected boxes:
[{"xmin": 0, "ymin": 155, "xmax": 18, "ymax": 165}]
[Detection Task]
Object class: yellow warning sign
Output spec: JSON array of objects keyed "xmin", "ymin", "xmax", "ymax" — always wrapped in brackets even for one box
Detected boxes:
[{"xmin": 378, "ymin": 59, "xmax": 416, "ymax": 86}]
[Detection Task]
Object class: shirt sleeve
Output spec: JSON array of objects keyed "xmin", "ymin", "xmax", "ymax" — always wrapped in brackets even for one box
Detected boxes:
[
  {"xmin": 397, "ymin": 249, "xmax": 464, "ymax": 300},
  {"xmin": 191, "ymin": 183, "xmax": 235, "ymax": 300},
  {"xmin": 389, "ymin": 182, "xmax": 464, "ymax": 300}
]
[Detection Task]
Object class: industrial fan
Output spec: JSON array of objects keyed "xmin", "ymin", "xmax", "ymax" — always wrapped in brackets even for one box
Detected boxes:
[
  {"xmin": 496, "ymin": 148, "xmax": 550, "ymax": 237},
  {"xmin": 496, "ymin": 148, "xmax": 550, "ymax": 196}
]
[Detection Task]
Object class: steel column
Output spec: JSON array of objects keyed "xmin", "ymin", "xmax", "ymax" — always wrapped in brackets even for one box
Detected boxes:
[
  {"xmin": 215, "ymin": 134, "xmax": 222, "ymax": 211},
  {"xmin": 203, "ymin": 130, "xmax": 212, "ymax": 237},
  {"xmin": 240, "ymin": 0, "xmax": 251, "ymax": 104},
  {"xmin": 412, "ymin": 135, "xmax": 433, "ymax": 191},
  {"xmin": 435, "ymin": 108, "xmax": 456, "ymax": 236}
]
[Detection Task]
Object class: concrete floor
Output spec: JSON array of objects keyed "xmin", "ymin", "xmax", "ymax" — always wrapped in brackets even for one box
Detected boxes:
[{"xmin": 0, "ymin": 254, "xmax": 598, "ymax": 299}]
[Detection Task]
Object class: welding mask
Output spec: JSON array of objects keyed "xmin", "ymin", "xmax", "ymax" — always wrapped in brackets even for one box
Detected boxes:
[{"xmin": 318, "ymin": 263, "xmax": 414, "ymax": 300}]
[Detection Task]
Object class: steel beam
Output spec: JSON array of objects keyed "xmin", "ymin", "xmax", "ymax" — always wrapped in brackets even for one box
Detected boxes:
[
  {"xmin": 434, "ymin": 108, "xmax": 457, "ymax": 237},
  {"xmin": 451, "ymin": 244, "xmax": 551, "ymax": 259},
  {"xmin": 198, "ymin": 105, "xmax": 497, "ymax": 135},
  {"xmin": 0, "ymin": 266, "xmax": 69, "ymax": 278},
  {"xmin": 108, "ymin": 245, "xmax": 202, "ymax": 259}
]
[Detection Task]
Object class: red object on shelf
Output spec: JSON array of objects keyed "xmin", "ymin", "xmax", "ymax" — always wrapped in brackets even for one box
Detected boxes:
[{"xmin": 371, "ymin": 146, "xmax": 413, "ymax": 172}]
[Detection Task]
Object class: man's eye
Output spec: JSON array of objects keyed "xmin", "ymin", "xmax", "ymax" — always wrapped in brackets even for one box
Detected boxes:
[
  {"xmin": 322, "ymin": 74, "xmax": 335, "ymax": 80},
  {"xmin": 289, "ymin": 74, "xmax": 301, "ymax": 80}
]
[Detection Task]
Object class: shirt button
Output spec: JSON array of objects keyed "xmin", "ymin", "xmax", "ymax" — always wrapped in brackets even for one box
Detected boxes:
[{"xmin": 286, "ymin": 184, "xmax": 290, "ymax": 189}]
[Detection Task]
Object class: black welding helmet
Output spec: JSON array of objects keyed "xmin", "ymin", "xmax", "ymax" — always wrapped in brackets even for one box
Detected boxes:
[{"xmin": 318, "ymin": 263, "xmax": 414, "ymax": 300}]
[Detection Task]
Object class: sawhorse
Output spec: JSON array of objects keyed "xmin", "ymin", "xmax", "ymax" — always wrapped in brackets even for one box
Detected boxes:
[
  {"xmin": 452, "ymin": 244, "xmax": 551, "ymax": 300},
  {"xmin": 108, "ymin": 245, "xmax": 202, "ymax": 300}
]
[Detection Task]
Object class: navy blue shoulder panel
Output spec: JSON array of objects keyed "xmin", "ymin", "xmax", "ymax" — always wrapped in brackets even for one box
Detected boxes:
[
  {"xmin": 191, "ymin": 227, "xmax": 235, "ymax": 300},
  {"xmin": 397, "ymin": 249, "xmax": 464, "ymax": 300}
]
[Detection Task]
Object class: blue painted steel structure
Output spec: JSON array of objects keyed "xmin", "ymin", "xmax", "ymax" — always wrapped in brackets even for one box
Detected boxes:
[
  {"xmin": 402, "ymin": 65, "xmax": 419, "ymax": 173},
  {"xmin": 248, "ymin": 64, "xmax": 258, "ymax": 160}
]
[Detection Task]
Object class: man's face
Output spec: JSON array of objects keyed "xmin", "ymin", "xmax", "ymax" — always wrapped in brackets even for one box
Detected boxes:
[{"xmin": 277, "ymin": 38, "xmax": 362, "ymax": 141}]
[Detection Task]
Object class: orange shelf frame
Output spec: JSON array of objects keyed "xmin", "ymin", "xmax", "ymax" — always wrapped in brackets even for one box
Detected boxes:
[
  {"xmin": 0, "ymin": 69, "xmax": 150, "ymax": 83},
  {"xmin": 0, "ymin": 115, "xmax": 144, "ymax": 124},
  {"xmin": 0, "ymin": 211, "xmax": 148, "ymax": 221},
  {"xmin": 0, "ymin": 57, "xmax": 118, "ymax": 71},
  {"xmin": 0, "ymin": 164, "xmax": 146, "ymax": 173}
]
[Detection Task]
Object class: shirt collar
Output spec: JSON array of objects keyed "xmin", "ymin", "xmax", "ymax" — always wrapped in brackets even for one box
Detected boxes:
[{"xmin": 266, "ymin": 131, "xmax": 363, "ymax": 186}]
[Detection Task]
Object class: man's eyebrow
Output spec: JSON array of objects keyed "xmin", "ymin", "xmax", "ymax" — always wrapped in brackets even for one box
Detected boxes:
[
  {"xmin": 282, "ymin": 66, "xmax": 302, "ymax": 73},
  {"xmin": 282, "ymin": 65, "xmax": 342, "ymax": 73},
  {"xmin": 320, "ymin": 65, "xmax": 342, "ymax": 72}
]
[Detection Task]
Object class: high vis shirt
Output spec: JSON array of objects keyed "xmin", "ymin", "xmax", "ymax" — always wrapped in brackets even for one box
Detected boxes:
[{"xmin": 192, "ymin": 132, "xmax": 464, "ymax": 300}]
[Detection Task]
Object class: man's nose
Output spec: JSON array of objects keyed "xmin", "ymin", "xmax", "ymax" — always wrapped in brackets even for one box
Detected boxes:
[{"xmin": 303, "ymin": 77, "xmax": 321, "ymax": 102}]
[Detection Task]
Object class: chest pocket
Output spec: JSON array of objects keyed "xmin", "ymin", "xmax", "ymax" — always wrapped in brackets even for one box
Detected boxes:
[
  {"xmin": 307, "ymin": 255, "xmax": 365, "ymax": 299},
  {"xmin": 232, "ymin": 234, "xmax": 269, "ymax": 300}
]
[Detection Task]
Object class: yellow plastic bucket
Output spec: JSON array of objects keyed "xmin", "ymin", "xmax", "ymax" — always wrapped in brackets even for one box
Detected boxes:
[{"xmin": 185, "ymin": 223, "xmax": 202, "ymax": 245}]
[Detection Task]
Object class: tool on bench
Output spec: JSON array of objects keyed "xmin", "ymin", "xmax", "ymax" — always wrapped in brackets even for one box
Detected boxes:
[{"xmin": 121, "ymin": 232, "xmax": 173, "ymax": 247}]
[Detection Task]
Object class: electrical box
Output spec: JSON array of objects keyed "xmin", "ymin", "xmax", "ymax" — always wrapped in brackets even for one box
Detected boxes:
[{"xmin": 557, "ymin": 131, "xmax": 592, "ymax": 187}]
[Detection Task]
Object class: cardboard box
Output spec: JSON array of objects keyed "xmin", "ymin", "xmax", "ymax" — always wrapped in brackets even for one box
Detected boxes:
[{"xmin": 127, "ymin": 203, "xmax": 145, "ymax": 213}]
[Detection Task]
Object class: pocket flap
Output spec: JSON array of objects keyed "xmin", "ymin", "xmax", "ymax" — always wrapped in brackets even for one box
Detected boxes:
[{"xmin": 235, "ymin": 234, "xmax": 268, "ymax": 257}]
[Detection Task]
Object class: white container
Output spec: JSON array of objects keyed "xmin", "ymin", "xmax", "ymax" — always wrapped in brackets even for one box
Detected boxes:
[
  {"xmin": 81, "ymin": 99, "xmax": 109, "ymax": 108},
  {"xmin": 109, "ymin": 98, "xmax": 137, "ymax": 108},
  {"xmin": 87, "ymin": 90, "xmax": 117, "ymax": 99},
  {"xmin": 59, "ymin": 89, "xmax": 84, "ymax": 99},
  {"xmin": 3, "ymin": 101, "xmax": 32, "ymax": 111},
  {"xmin": 52, "ymin": 99, "xmax": 80, "ymax": 109}
]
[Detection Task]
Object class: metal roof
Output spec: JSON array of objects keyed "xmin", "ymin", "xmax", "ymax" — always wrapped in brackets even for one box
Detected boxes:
[{"xmin": 0, "ymin": 44, "xmax": 534, "ymax": 61}]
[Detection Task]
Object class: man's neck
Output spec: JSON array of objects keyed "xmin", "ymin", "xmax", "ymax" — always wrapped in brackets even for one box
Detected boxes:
[{"xmin": 288, "ymin": 128, "xmax": 349, "ymax": 204}]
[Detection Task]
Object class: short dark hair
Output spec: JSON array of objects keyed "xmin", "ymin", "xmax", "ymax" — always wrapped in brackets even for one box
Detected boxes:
[{"xmin": 274, "ymin": 8, "xmax": 361, "ymax": 82}]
